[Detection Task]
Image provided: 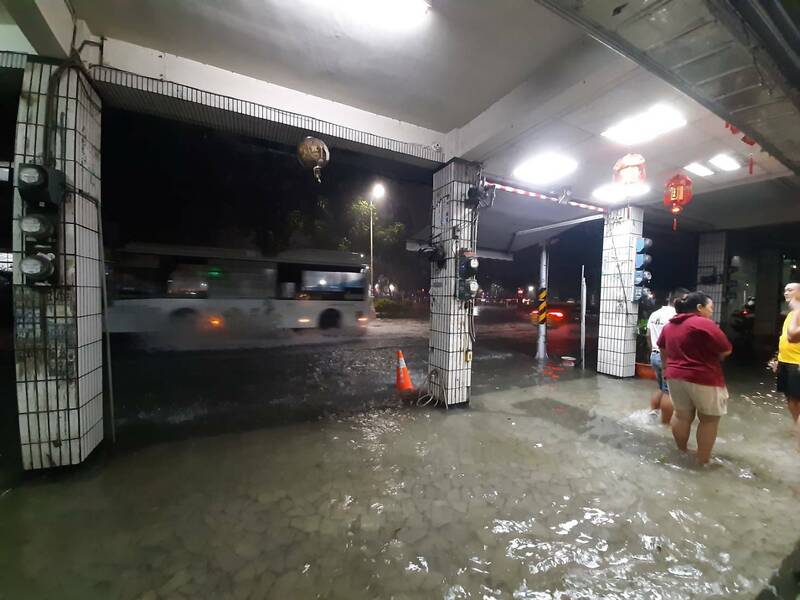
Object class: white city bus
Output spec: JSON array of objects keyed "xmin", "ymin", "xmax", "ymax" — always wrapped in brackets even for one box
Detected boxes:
[{"xmin": 106, "ymin": 244, "xmax": 370, "ymax": 335}]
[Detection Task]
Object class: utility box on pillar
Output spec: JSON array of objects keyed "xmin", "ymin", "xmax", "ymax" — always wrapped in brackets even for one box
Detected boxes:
[
  {"xmin": 633, "ymin": 237, "xmax": 652, "ymax": 303},
  {"xmin": 17, "ymin": 164, "xmax": 65, "ymax": 286},
  {"xmin": 456, "ymin": 249, "xmax": 479, "ymax": 300}
]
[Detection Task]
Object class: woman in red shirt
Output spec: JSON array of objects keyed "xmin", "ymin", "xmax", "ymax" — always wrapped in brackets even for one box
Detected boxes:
[{"xmin": 657, "ymin": 291, "xmax": 733, "ymax": 465}]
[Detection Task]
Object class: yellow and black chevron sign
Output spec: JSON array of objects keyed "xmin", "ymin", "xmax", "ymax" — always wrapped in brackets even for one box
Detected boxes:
[{"xmin": 537, "ymin": 288, "xmax": 548, "ymax": 324}]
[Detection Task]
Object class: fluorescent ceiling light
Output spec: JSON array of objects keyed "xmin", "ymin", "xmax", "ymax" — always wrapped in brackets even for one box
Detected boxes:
[
  {"xmin": 592, "ymin": 182, "xmax": 650, "ymax": 204},
  {"xmin": 601, "ymin": 104, "xmax": 687, "ymax": 145},
  {"xmin": 684, "ymin": 162, "xmax": 714, "ymax": 177},
  {"xmin": 326, "ymin": 0, "xmax": 430, "ymax": 29},
  {"xmin": 709, "ymin": 153, "xmax": 740, "ymax": 171},
  {"xmin": 591, "ymin": 183, "xmax": 624, "ymax": 204},
  {"xmin": 512, "ymin": 152, "xmax": 578, "ymax": 185}
]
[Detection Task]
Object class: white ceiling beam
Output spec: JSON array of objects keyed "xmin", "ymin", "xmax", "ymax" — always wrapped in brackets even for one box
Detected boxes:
[
  {"xmin": 445, "ymin": 37, "xmax": 636, "ymax": 164},
  {"xmin": 2, "ymin": 0, "xmax": 73, "ymax": 58},
  {"xmin": 0, "ymin": 23, "xmax": 35, "ymax": 53},
  {"xmin": 405, "ymin": 241, "xmax": 513, "ymax": 262},
  {"xmin": 101, "ymin": 37, "xmax": 447, "ymax": 156},
  {"xmin": 512, "ymin": 213, "xmax": 604, "ymax": 237}
]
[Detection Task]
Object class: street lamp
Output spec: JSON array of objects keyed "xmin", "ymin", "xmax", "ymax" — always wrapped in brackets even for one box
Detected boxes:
[{"xmin": 369, "ymin": 183, "xmax": 386, "ymax": 295}]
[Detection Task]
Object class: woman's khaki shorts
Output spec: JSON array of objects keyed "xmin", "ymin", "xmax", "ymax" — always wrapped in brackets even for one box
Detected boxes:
[{"xmin": 667, "ymin": 379, "xmax": 729, "ymax": 416}]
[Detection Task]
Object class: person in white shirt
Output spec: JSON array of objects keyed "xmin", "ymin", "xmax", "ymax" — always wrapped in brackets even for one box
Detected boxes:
[{"xmin": 647, "ymin": 288, "xmax": 689, "ymax": 424}]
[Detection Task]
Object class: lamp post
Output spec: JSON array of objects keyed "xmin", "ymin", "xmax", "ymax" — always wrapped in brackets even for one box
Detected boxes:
[{"xmin": 369, "ymin": 182, "xmax": 385, "ymax": 295}]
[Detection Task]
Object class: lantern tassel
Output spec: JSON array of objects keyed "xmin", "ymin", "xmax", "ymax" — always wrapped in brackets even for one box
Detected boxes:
[{"xmin": 673, "ymin": 217, "xmax": 678, "ymax": 231}]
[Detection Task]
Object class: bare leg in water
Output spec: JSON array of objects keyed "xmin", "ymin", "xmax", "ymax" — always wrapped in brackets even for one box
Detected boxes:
[
  {"xmin": 672, "ymin": 409, "xmax": 695, "ymax": 453},
  {"xmin": 696, "ymin": 414, "xmax": 721, "ymax": 465},
  {"xmin": 650, "ymin": 389, "xmax": 662, "ymax": 411},
  {"xmin": 787, "ymin": 397, "xmax": 800, "ymax": 450},
  {"xmin": 660, "ymin": 393, "xmax": 674, "ymax": 426}
]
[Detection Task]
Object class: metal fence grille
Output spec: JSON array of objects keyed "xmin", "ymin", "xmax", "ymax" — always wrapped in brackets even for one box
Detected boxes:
[
  {"xmin": 0, "ymin": 51, "xmax": 27, "ymax": 70},
  {"xmin": 697, "ymin": 232, "xmax": 727, "ymax": 324}
]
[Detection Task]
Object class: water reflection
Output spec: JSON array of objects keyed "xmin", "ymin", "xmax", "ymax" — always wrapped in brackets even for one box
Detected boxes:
[{"xmin": 1, "ymin": 373, "xmax": 799, "ymax": 599}]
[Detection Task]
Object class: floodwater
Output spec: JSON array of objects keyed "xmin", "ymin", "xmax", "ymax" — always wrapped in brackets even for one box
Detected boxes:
[{"xmin": 1, "ymin": 319, "xmax": 799, "ymax": 599}]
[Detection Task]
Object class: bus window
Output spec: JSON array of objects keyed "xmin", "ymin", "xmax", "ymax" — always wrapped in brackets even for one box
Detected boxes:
[
  {"xmin": 167, "ymin": 265, "xmax": 209, "ymax": 298},
  {"xmin": 208, "ymin": 265, "xmax": 276, "ymax": 299},
  {"xmin": 301, "ymin": 270, "xmax": 365, "ymax": 300},
  {"xmin": 113, "ymin": 267, "xmax": 165, "ymax": 298}
]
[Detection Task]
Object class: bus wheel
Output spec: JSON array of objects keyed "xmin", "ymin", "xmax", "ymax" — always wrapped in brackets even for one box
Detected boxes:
[
  {"xmin": 319, "ymin": 309, "xmax": 341, "ymax": 330},
  {"xmin": 169, "ymin": 308, "xmax": 198, "ymax": 332}
]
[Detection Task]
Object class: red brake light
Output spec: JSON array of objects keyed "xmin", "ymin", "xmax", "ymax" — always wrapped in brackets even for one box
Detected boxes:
[
  {"xmin": 741, "ymin": 309, "xmax": 749, "ymax": 316},
  {"xmin": 549, "ymin": 310, "xmax": 565, "ymax": 319}
]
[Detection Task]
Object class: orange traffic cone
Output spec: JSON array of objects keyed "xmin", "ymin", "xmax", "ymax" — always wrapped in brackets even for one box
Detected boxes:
[{"xmin": 395, "ymin": 350, "xmax": 414, "ymax": 392}]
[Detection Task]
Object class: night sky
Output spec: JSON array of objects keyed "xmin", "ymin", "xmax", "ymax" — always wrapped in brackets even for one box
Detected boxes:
[
  {"xmin": 102, "ymin": 109, "xmax": 697, "ymax": 302},
  {"xmin": 0, "ymin": 70, "xmax": 23, "ymax": 252}
]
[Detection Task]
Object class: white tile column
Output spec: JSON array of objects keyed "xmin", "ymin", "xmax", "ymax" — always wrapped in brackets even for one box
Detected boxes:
[
  {"xmin": 597, "ymin": 206, "xmax": 643, "ymax": 378},
  {"xmin": 428, "ymin": 160, "xmax": 478, "ymax": 406},
  {"xmin": 697, "ymin": 232, "xmax": 727, "ymax": 324},
  {"xmin": 12, "ymin": 58, "xmax": 103, "ymax": 469}
]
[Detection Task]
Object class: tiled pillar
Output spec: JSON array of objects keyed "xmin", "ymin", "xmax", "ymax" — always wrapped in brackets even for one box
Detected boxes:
[
  {"xmin": 697, "ymin": 232, "xmax": 727, "ymax": 324},
  {"xmin": 12, "ymin": 58, "xmax": 103, "ymax": 469},
  {"xmin": 428, "ymin": 159, "xmax": 478, "ymax": 406},
  {"xmin": 597, "ymin": 206, "xmax": 643, "ymax": 378}
]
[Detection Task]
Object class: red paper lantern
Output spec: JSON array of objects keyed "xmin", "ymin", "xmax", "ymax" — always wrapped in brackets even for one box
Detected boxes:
[{"xmin": 664, "ymin": 173, "xmax": 693, "ymax": 230}]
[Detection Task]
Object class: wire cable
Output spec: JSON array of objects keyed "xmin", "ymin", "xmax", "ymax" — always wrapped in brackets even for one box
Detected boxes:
[
  {"xmin": 468, "ymin": 299, "xmax": 476, "ymax": 344},
  {"xmin": 415, "ymin": 368, "xmax": 448, "ymax": 409}
]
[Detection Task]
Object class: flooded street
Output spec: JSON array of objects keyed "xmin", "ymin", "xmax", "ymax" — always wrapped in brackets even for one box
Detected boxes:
[
  {"xmin": 4, "ymin": 0, "xmax": 800, "ymax": 596},
  {"xmin": 1, "ymin": 315, "xmax": 799, "ymax": 599}
]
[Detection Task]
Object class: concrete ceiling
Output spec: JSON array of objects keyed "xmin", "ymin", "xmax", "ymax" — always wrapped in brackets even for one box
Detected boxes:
[
  {"xmin": 70, "ymin": 0, "xmax": 583, "ymax": 131},
  {"xmin": 482, "ymin": 65, "xmax": 793, "ymax": 209},
  {"xmin": 68, "ymin": 0, "xmax": 794, "ymax": 194},
  {"xmin": 673, "ymin": 175, "xmax": 800, "ymax": 231},
  {"xmin": 537, "ymin": 0, "xmax": 800, "ymax": 174}
]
